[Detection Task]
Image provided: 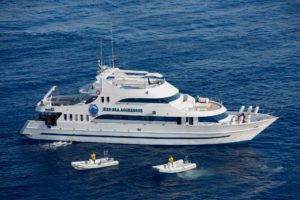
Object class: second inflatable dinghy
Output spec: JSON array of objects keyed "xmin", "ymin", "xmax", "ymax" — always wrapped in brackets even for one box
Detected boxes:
[{"xmin": 152, "ymin": 158, "xmax": 197, "ymax": 173}]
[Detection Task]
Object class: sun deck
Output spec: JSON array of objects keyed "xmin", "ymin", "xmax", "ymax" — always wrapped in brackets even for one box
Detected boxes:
[
  {"xmin": 102, "ymin": 68, "xmax": 165, "ymax": 89},
  {"xmin": 108, "ymin": 76, "xmax": 165, "ymax": 89},
  {"xmin": 40, "ymin": 94, "xmax": 96, "ymax": 107},
  {"xmin": 190, "ymin": 101, "xmax": 222, "ymax": 111}
]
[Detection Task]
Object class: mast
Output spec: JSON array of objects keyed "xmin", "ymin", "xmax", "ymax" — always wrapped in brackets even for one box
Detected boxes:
[
  {"xmin": 100, "ymin": 39, "xmax": 103, "ymax": 66},
  {"xmin": 98, "ymin": 39, "xmax": 103, "ymax": 69},
  {"xmin": 110, "ymin": 27, "xmax": 115, "ymax": 68}
]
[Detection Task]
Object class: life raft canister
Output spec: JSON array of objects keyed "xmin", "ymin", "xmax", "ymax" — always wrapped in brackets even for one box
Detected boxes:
[{"xmin": 96, "ymin": 90, "xmax": 101, "ymax": 95}]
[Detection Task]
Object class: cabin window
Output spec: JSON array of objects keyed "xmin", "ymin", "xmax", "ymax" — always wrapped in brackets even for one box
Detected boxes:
[
  {"xmin": 96, "ymin": 115, "xmax": 177, "ymax": 122},
  {"xmin": 101, "ymin": 97, "xmax": 104, "ymax": 103},
  {"xmin": 69, "ymin": 114, "xmax": 73, "ymax": 121},
  {"xmin": 75, "ymin": 114, "xmax": 78, "ymax": 121},
  {"xmin": 198, "ymin": 113, "xmax": 228, "ymax": 123},
  {"xmin": 64, "ymin": 114, "xmax": 67, "ymax": 121},
  {"xmin": 189, "ymin": 117, "xmax": 193, "ymax": 125},
  {"xmin": 80, "ymin": 114, "xmax": 83, "ymax": 121},
  {"xmin": 177, "ymin": 117, "xmax": 182, "ymax": 125},
  {"xmin": 86, "ymin": 115, "xmax": 89, "ymax": 121},
  {"xmin": 107, "ymin": 97, "xmax": 110, "ymax": 103}
]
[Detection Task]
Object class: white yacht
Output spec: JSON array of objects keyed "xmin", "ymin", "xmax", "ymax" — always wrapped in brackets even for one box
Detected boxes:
[{"xmin": 20, "ymin": 65, "xmax": 278, "ymax": 145}]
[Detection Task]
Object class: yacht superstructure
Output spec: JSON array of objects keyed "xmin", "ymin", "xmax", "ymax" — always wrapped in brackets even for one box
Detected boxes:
[{"xmin": 20, "ymin": 65, "xmax": 278, "ymax": 145}]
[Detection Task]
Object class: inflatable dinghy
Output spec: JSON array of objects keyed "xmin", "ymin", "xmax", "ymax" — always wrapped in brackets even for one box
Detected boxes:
[
  {"xmin": 152, "ymin": 159, "xmax": 196, "ymax": 173},
  {"xmin": 71, "ymin": 152, "xmax": 119, "ymax": 170}
]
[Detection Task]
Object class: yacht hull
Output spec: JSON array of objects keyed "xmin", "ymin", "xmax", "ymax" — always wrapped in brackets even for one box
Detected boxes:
[{"xmin": 20, "ymin": 116, "xmax": 277, "ymax": 145}]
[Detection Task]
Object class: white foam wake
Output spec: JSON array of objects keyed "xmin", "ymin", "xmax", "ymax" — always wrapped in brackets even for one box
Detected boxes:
[
  {"xmin": 258, "ymin": 164, "xmax": 284, "ymax": 173},
  {"xmin": 177, "ymin": 168, "xmax": 214, "ymax": 180},
  {"xmin": 41, "ymin": 141, "xmax": 73, "ymax": 150}
]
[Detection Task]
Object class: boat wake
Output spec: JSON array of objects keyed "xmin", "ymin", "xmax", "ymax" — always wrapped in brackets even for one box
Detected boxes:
[
  {"xmin": 177, "ymin": 168, "xmax": 214, "ymax": 180},
  {"xmin": 41, "ymin": 141, "xmax": 73, "ymax": 150},
  {"xmin": 258, "ymin": 164, "xmax": 284, "ymax": 173}
]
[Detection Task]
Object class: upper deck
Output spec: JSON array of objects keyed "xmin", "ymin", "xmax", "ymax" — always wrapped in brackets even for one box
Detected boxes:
[
  {"xmin": 99, "ymin": 67, "xmax": 165, "ymax": 89},
  {"xmin": 37, "ymin": 67, "xmax": 226, "ymax": 119}
]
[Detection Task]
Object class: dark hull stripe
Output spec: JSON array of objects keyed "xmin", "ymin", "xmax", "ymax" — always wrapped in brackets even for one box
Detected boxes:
[{"xmin": 40, "ymin": 133, "xmax": 230, "ymax": 140}]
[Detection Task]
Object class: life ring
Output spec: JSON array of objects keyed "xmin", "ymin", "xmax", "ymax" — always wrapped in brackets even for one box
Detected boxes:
[{"xmin": 96, "ymin": 90, "xmax": 101, "ymax": 95}]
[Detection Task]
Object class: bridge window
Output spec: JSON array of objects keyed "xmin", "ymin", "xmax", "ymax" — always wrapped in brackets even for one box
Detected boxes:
[
  {"xmin": 64, "ymin": 114, "xmax": 67, "ymax": 121},
  {"xmin": 85, "ymin": 96, "xmax": 97, "ymax": 104},
  {"xmin": 75, "ymin": 114, "xmax": 78, "ymax": 121},
  {"xmin": 101, "ymin": 97, "xmax": 104, "ymax": 103},
  {"xmin": 107, "ymin": 97, "xmax": 110, "ymax": 103},
  {"xmin": 69, "ymin": 114, "xmax": 73, "ymax": 121},
  {"xmin": 80, "ymin": 115, "xmax": 83, "ymax": 121},
  {"xmin": 125, "ymin": 72, "xmax": 147, "ymax": 76},
  {"xmin": 86, "ymin": 115, "xmax": 89, "ymax": 121},
  {"xmin": 118, "ymin": 93, "xmax": 181, "ymax": 104}
]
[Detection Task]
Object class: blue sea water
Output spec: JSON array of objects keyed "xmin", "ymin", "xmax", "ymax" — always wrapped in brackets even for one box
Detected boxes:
[{"xmin": 0, "ymin": 0, "xmax": 299, "ymax": 199}]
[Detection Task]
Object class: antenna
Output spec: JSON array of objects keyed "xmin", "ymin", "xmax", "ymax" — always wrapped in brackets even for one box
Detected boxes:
[
  {"xmin": 109, "ymin": 56, "xmax": 112, "ymax": 67},
  {"xmin": 98, "ymin": 39, "xmax": 103, "ymax": 68},
  {"xmin": 100, "ymin": 39, "xmax": 103, "ymax": 66},
  {"xmin": 110, "ymin": 26, "xmax": 115, "ymax": 68}
]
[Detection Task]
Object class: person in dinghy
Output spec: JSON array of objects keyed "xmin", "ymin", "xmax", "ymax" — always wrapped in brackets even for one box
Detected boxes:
[
  {"xmin": 90, "ymin": 152, "xmax": 96, "ymax": 163},
  {"xmin": 168, "ymin": 155, "xmax": 174, "ymax": 167}
]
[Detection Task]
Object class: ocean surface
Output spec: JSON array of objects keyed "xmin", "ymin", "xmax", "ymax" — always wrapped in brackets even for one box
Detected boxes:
[{"xmin": 0, "ymin": 0, "xmax": 299, "ymax": 199}]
